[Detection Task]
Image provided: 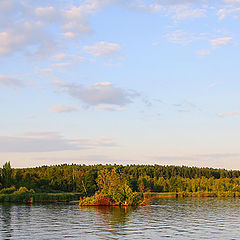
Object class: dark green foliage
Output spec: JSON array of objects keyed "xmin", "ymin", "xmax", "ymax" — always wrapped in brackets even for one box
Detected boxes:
[
  {"xmin": 1, "ymin": 162, "xmax": 13, "ymax": 187},
  {"xmin": 1, "ymin": 162, "xmax": 240, "ymax": 197}
]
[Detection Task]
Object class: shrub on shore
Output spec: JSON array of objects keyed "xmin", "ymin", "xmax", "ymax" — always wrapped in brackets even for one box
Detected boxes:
[{"xmin": 0, "ymin": 186, "xmax": 16, "ymax": 194}]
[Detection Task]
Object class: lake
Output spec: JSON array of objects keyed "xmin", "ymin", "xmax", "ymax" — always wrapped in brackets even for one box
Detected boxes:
[{"xmin": 1, "ymin": 198, "xmax": 240, "ymax": 239}]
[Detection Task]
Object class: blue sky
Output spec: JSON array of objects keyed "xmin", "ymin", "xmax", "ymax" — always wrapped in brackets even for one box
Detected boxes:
[{"xmin": 1, "ymin": 0, "xmax": 240, "ymax": 169}]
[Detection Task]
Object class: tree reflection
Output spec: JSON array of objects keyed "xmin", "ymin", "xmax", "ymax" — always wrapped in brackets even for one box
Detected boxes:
[
  {"xmin": 79, "ymin": 205, "xmax": 137, "ymax": 226},
  {"xmin": 1, "ymin": 204, "xmax": 13, "ymax": 239}
]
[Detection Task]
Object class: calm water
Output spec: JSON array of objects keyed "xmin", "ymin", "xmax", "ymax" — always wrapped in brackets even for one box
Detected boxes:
[{"xmin": 1, "ymin": 198, "xmax": 240, "ymax": 239}]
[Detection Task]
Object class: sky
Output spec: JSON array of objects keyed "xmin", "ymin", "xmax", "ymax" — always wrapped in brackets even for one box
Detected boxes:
[{"xmin": 0, "ymin": 0, "xmax": 240, "ymax": 169}]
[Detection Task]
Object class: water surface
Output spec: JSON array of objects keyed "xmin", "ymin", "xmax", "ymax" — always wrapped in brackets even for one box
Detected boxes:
[{"xmin": 1, "ymin": 198, "xmax": 240, "ymax": 239}]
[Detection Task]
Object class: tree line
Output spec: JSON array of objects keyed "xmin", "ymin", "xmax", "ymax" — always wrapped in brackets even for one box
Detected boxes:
[{"xmin": 1, "ymin": 162, "xmax": 240, "ymax": 195}]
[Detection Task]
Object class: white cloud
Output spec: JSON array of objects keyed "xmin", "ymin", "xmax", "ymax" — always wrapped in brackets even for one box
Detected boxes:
[
  {"xmin": 0, "ymin": 3, "xmax": 95, "ymax": 57},
  {"xmin": 0, "ymin": 74, "xmax": 25, "ymax": 87},
  {"xmin": 55, "ymin": 81, "xmax": 138, "ymax": 106},
  {"xmin": 210, "ymin": 36, "xmax": 232, "ymax": 48},
  {"xmin": 49, "ymin": 104, "xmax": 81, "ymax": 113},
  {"xmin": 83, "ymin": 41, "xmax": 121, "ymax": 57},
  {"xmin": 61, "ymin": 6, "xmax": 93, "ymax": 37},
  {"xmin": 35, "ymin": 5, "xmax": 93, "ymax": 38},
  {"xmin": 0, "ymin": 131, "xmax": 115, "ymax": 152}
]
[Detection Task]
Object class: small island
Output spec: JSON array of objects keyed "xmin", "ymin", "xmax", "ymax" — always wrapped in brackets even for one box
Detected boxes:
[{"xmin": 79, "ymin": 168, "xmax": 144, "ymax": 206}]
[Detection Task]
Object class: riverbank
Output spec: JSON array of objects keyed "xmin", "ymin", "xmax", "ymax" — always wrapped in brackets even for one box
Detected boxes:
[
  {"xmin": 144, "ymin": 191, "xmax": 240, "ymax": 198},
  {"xmin": 1, "ymin": 191, "xmax": 240, "ymax": 204},
  {"xmin": 0, "ymin": 192, "xmax": 83, "ymax": 203}
]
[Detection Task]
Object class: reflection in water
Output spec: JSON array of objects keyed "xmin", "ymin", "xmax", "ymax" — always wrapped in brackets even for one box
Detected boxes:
[
  {"xmin": 1, "ymin": 204, "xmax": 33, "ymax": 240},
  {"xmin": 1, "ymin": 204, "xmax": 13, "ymax": 239},
  {"xmin": 79, "ymin": 206, "xmax": 137, "ymax": 238},
  {"xmin": 1, "ymin": 198, "xmax": 240, "ymax": 239},
  {"xmin": 80, "ymin": 206, "xmax": 135, "ymax": 225}
]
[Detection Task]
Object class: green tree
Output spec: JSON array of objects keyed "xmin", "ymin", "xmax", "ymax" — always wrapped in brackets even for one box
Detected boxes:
[
  {"xmin": 2, "ymin": 162, "xmax": 13, "ymax": 187},
  {"xmin": 97, "ymin": 168, "xmax": 139, "ymax": 204}
]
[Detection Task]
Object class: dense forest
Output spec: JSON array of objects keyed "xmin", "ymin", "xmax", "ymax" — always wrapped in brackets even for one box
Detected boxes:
[{"xmin": 1, "ymin": 162, "xmax": 240, "ymax": 197}]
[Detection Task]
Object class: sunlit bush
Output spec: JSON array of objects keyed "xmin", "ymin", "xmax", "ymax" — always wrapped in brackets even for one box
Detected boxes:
[{"xmin": 0, "ymin": 186, "xmax": 16, "ymax": 194}]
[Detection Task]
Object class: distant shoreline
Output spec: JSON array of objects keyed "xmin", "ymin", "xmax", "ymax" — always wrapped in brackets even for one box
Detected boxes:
[{"xmin": 1, "ymin": 191, "xmax": 240, "ymax": 204}]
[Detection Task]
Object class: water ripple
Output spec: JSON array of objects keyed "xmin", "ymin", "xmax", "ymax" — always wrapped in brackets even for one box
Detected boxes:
[{"xmin": 1, "ymin": 198, "xmax": 240, "ymax": 239}]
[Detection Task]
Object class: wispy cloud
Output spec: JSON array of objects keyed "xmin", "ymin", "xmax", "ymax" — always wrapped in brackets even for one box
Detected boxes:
[
  {"xmin": 206, "ymin": 82, "xmax": 217, "ymax": 90},
  {"xmin": 217, "ymin": 110, "xmax": 240, "ymax": 118},
  {"xmin": 150, "ymin": 152, "xmax": 240, "ymax": 169},
  {"xmin": 51, "ymin": 53, "xmax": 84, "ymax": 66},
  {"xmin": 0, "ymin": 74, "xmax": 25, "ymax": 87},
  {"xmin": 173, "ymin": 99, "xmax": 201, "ymax": 112},
  {"xmin": 217, "ymin": 8, "xmax": 240, "ymax": 20},
  {"xmin": 210, "ymin": 36, "xmax": 232, "ymax": 48},
  {"xmin": 37, "ymin": 68, "xmax": 53, "ymax": 73},
  {"xmin": 83, "ymin": 41, "xmax": 121, "ymax": 57},
  {"xmin": 49, "ymin": 104, "xmax": 81, "ymax": 113},
  {"xmin": 132, "ymin": 2, "xmax": 164, "ymax": 12},
  {"xmin": 52, "ymin": 62, "xmax": 72, "ymax": 67},
  {"xmin": 164, "ymin": 30, "xmax": 204, "ymax": 45},
  {"xmin": 0, "ymin": 131, "xmax": 115, "ymax": 152},
  {"xmin": 52, "ymin": 53, "xmax": 69, "ymax": 60},
  {"xmin": 171, "ymin": 6, "xmax": 206, "ymax": 20},
  {"xmin": 96, "ymin": 105, "xmax": 126, "ymax": 111}
]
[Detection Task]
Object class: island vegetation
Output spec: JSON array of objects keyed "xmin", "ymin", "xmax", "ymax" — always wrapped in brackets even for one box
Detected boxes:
[
  {"xmin": 1, "ymin": 161, "xmax": 240, "ymax": 203},
  {"xmin": 79, "ymin": 168, "xmax": 143, "ymax": 206}
]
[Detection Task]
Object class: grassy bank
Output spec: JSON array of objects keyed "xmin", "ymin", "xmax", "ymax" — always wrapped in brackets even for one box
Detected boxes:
[
  {"xmin": 2, "ymin": 191, "xmax": 240, "ymax": 204},
  {"xmin": 0, "ymin": 192, "xmax": 83, "ymax": 203},
  {"xmin": 144, "ymin": 191, "xmax": 240, "ymax": 199}
]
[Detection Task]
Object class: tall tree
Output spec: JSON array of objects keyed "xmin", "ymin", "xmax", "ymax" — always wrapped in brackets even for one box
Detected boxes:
[{"xmin": 2, "ymin": 162, "xmax": 13, "ymax": 187}]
